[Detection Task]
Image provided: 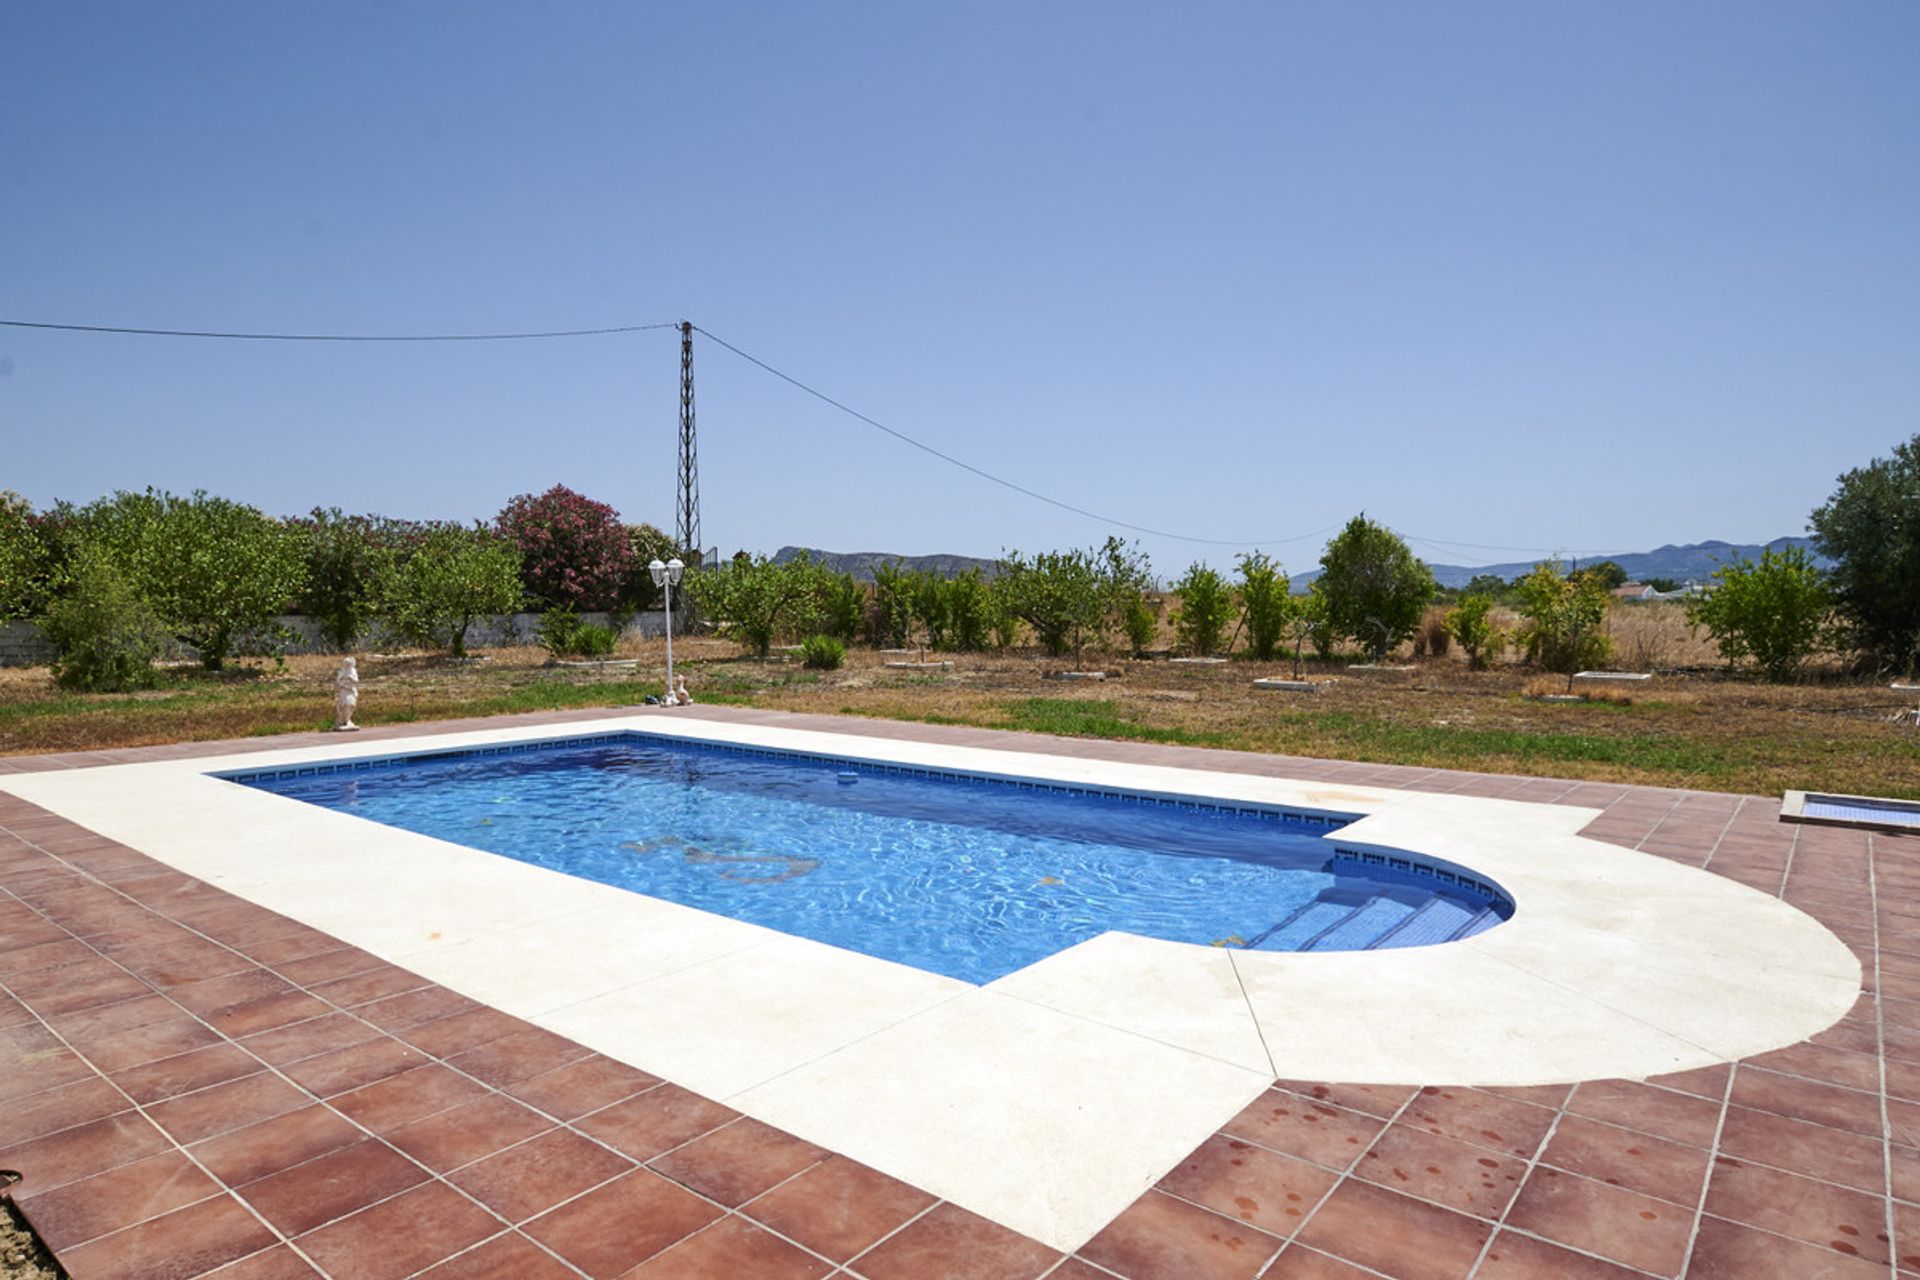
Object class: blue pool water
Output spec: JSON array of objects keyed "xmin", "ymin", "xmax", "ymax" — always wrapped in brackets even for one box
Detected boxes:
[{"xmin": 233, "ymin": 735, "xmax": 1510, "ymax": 983}]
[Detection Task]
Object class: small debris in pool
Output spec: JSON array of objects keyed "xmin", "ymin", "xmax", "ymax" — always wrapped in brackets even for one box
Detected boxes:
[
  {"xmin": 837, "ymin": 772, "xmax": 859, "ymax": 784},
  {"xmin": 1038, "ymin": 875, "xmax": 1063, "ymax": 886}
]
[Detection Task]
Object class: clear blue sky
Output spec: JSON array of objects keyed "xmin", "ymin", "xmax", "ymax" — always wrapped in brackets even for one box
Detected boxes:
[{"xmin": 3, "ymin": 3, "xmax": 1915, "ymax": 576}]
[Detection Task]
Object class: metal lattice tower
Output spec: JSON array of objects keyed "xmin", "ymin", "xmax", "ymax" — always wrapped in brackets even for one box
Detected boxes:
[{"xmin": 676, "ymin": 320, "xmax": 701, "ymax": 563}]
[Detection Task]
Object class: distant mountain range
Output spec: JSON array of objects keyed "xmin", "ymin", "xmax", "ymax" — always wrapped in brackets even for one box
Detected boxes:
[
  {"xmin": 776, "ymin": 537, "xmax": 1828, "ymax": 590},
  {"xmin": 1373, "ymin": 536, "xmax": 1830, "ymax": 591},
  {"xmin": 772, "ymin": 547, "xmax": 1002, "ymax": 581}
]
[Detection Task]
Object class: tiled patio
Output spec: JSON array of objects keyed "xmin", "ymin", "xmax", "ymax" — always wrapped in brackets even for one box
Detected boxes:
[{"xmin": 0, "ymin": 704, "xmax": 1909, "ymax": 1278}]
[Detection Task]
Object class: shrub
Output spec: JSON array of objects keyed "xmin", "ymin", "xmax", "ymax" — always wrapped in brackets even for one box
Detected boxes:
[
  {"xmin": 939, "ymin": 569, "xmax": 994, "ymax": 651},
  {"xmin": 570, "ymin": 622, "xmax": 619, "ymax": 657},
  {"xmin": 870, "ymin": 562, "xmax": 916, "ymax": 648},
  {"xmin": 41, "ymin": 550, "xmax": 165, "ymax": 691},
  {"xmin": 1284, "ymin": 590, "xmax": 1330, "ymax": 678},
  {"xmin": 1447, "ymin": 593, "xmax": 1504, "ymax": 670},
  {"xmin": 1414, "ymin": 607, "xmax": 1451, "ymax": 659},
  {"xmin": 0, "ymin": 492, "xmax": 63, "ymax": 621},
  {"xmin": 617, "ymin": 523, "xmax": 680, "ymax": 612},
  {"xmin": 1171, "ymin": 563, "xmax": 1236, "ymax": 656},
  {"xmin": 1237, "ymin": 552, "xmax": 1290, "ymax": 660},
  {"xmin": 1811, "ymin": 434, "xmax": 1920, "ymax": 672},
  {"xmin": 1685, "ymin": 546, "xmax": 1832, "ymax": 681},
  {"xmin": 800, "ymin": 634, "xmax": 846, "ymax": 669},
  {"xmin": 496, "ymin": 485, "xmax": 632, "ymax": 611},
  {"xmin": 296, "ymin": 509, "xmax": 413, "ymax": 651},
  {"xmin": 1122, "ymin": 594, "xmax": 1157, "ymax": 657},
  {"xmin": 1514, "ymin": 560, "xmax": 1613, "ymax": 675},
  {"xmin": 682, "ymin": 553, "xmax": 821, "ymax": 657},
  {"xmin": 1314, "ymin": 515, "xmax": 1436, "ymax": 660},
  {"xmin": 986, "ymin": 577, "xmax": 1021, "ymax": 649},
  {"xmin": 997, "ymin": 547, "xmax": 1106, "ymax": 663},
  {"xmin": 76, "ymin": 489, "xmax": 305, "ymax": 670},
  {"xmin": 374, "ymin": 523, "xmax": 524, "ymax": 657},
  {"xmin": 813, "ymin": 571, "xmax": 866, "ymax": 643}
]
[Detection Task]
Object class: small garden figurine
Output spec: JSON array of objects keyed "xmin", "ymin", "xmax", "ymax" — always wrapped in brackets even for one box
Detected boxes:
[
  {"xmin": 676, "ymin": 674, "xmax": 694, "ymax": 706},
  {"xmin": 333, "ymin": 657, "xmax": 360, "ymax": 731}
]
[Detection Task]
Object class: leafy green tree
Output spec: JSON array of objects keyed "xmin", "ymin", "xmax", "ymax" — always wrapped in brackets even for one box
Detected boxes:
[
  {"xmin": 682, "ymin": 553, "xmax": 823, "ymax": 657},
  {"xmin": 869, "ymin": 562, "xmax": 916, "ymax": 647},
  {"xmin": 1171, "ymin": 563, "xmax": 1236, "ymax": 656},
  {"xmin": 1811, "ymin": 435, "xmax": 1920, "ymax": 672},
  {"xmin": 1446, "ymin": 593, "xmax": 1504, "ymax": 671},
  {"xmin": 937, "ymin": 569, "xmax": 995, "ymax": 652},
  {"xmin": 1285, "ymin": 590, "xmax": 1330, "ymax": 677},
  {"xmin": 620, "ymin": 523, "xmax": 679, "ymax": 611},
  {"xmin": 1237, "ymin": 551, "xmax": 1291, "ymax": 660},
  {"xmin": 1314, "ymin": 515, "xmax": 1436, "ymax": 660},
  {"xmin": 77, "ymin": 489, "xmax": 304, "ymax": 670},
  {"xmin": 1121, "ymin": 594, "xmax": 1157, "ymax": 657},
  {"xmin": 1463, "ymin": 573, "xmax": 1510, "ymax": 600},
  {"xmin": 40, "ymin": 547, "xmax": 165, "ymax": 691},
  {"xmin": 997, "ymin": 547, "xmax": 1107, "ymax": 664},
  {"xmin": 1581, "ymin": 560, "xmax": 1630, "ymax": 590},
  {"xmin": 296, "ymin": 509, "xmax": 413, "ymax": 651},
  {"xmin": 373, "ymin": 523, "xmax": 523, "ymax": 658},
  {"xmin": 1514, "ymin": 560, "xmax": 1613, "ymax": 677},
  {"xmin": 0, "ymin": 491, "xmax": 62, "ymax": 621},
  {"xmin": 810, "ymin": 570, "xmax": 866, "ymax": 643},
  {"xmin": 1685, "ymin": 546, "xmax": 1832, "ymax": 681}
]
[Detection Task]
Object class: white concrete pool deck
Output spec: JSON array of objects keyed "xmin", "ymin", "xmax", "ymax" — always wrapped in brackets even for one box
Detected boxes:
[{"xmin": 0, "ymin": 714, "xmax": 1862, "ymax": 1253}]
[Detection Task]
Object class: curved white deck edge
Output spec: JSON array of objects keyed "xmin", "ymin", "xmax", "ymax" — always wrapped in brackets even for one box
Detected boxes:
[{"xmin": 0, "ymin": 713, "xmax": 1861, "ymax": 1252}]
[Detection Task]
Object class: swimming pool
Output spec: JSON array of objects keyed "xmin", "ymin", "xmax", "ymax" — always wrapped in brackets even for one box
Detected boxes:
[{"xmin": 232, "ymin": 733, "xmax": 1511, "ymax": 983}]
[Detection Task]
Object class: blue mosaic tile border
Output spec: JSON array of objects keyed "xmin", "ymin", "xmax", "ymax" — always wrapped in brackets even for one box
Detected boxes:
[
  {"xmin": 214, "ymin": 729, "xmax": 1358, "ymax": 831},
  {"xmin": 1329, "ymin": 848, "xmax": 1514, "ymax": 917}
]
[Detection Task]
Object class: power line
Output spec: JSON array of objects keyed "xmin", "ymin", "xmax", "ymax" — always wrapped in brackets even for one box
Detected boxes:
[
  {"xmin": 691, "ymin": 324, "xmax": 1338, "ymax": 550},
  {"xmin": 0, "ymin": 318, "xmax": 678, "ymax": 342}
]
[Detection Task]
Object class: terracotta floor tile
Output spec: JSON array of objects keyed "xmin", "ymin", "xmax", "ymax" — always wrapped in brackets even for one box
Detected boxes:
[
  {"xmin": 308, "ymin": 963, "xmax": 432, "ymax": 1009},
  {"xmin": 279, "ymin": 1033, "xmax": 428, "ymax": 1097},
  {"xmin": 1397, "ymin": 1086, "xmax": 1556, "ymax": 1160},
  {"xmin": 16, "ymin": 965, "xmax": 154, "ymax": 1018},
  {"xmin": 385, "ymin": 1092, "xmax": 556, "ymax": 1174},
  {"xmin": 169, "ymin": 968, "xmax": 294, "ymax": 1017},
  {"xmin": 0, "ymin": 1075, "xmax": 131, "ymax": 1145},
  {"xmin": 445, "ymin": 1024, "xmax": 597, "ymax": 1088},
  {"xmin": 412, "ymin": 1231, "xmax": 580, "ymax": 1279},
  {"xmin": 1892, "ymin": 1143, "xmax": 1920, "ymax": 1205},
  {"xmin": 1476, "ymin": 1230, "xmax": 1650, "ymax": 1279},
  {"xmin": 1537, "ymin": 1112, "xmax": 1711, "ymax": 1208},
  {"xmin": 1293, "ymin": 1179, "xmax": 1488, "ymax": 1280},
  {"xmin": 201, "ymin": 1243, "xmax": 326, "ymax": 1278},
  {"xmin": 1219, "ymin": 1087, "xmax": 1386, "ymax": 1171},
  {"xmin": 1642, "ymin": 1062, "xmax": 1732, "ymax": 1100},
  {"xmin": 67, "ymin": 1013, "xmax": 223, "ymax": 1073},
  {"xmin": 110, "ymin": 1041, "xmax": 263, "ymax": 1105},
  {"xmin": 575, "ymin": 1082, "xmax": 739, "ymax": 1161},
  {"xmin": 0, "ymin": 1109, "xmax": 171, "ymax": 1193},
  {"xmin": 205, "ymin": 989, "xmax": 334, "ymax": 1039},
  {"xmin": 238, "ymin": 1010, "xmax": 381, "ymax": 1067},
  {"xmin": 272, "ymin": 945, "xmax": 388, "ymax": 988},
  {"xmin": 1566, "ymin": 1080, "xmax": 1722, "ymax": 1149},
  {"xmin": 145, "ymin": 1069, "xmax": 312, "ymax": 1144},
  {"xmin": 190, "ymin": 1104, "xmax": 366, "ymax": 1188},
  {"xmin": 1506, "ymin": 1166, "xmax": 1695, "ymax": 1277},
  {"xmin": 505, "ymin": 1053, "xmax": 660, "ymax": 1121},
  {"xmin": 1156, "ymin": 1133, "xmax": 1337, "ymax": 1239},
  {"xmin": 350, "ymin": 983, "xmax": 480, "ymax": 1034},
  {"xmin": 1354, "ymin": 1121, "xmax": 1527, "ymax": 1219},
  {"xmin": 295, "ymin": 1180, "xmax": 502, "ymax": 1280},
  {"xmin": 52, "ymin": 1193, "xmax": 278, "ymax": 1280},
  {"xmin": 1703, "ymin": 1156, "xmax": 1891, "ymax": 1264},
  {"xmin": 1258, "ymin": 1245, "xmax": 1384, "ymax": 1278},
  {"xmin": 237, "ymin": 1137, "xmax": 430, "ymax": 1236},
  {"xmin": 1078, "ymin": 1188, "xmax": 1281, "ymax": 1280},
  {"xmin": 624, "ymin": 1214, "xmax": 833, "ymax": 1279},
  {"xmin": 648, "ymin": 1116, "xmax": 829, "ymax": 1207},
  {"xmin": 329, "ymin": 1062, "xmax": 489, "ymax": 1133},
  {"xmin": 1688, "ymin": 1214, "xmax": 1892, "ymax": 1279},
  {"xmin": 235, "ymin": 925, "xmax": 343, "ymax": 969},
  {"xmin": 1895, "ymin": 1200, "xmax": 1920, "ymax": 1274},
  {"xmin": 1728, "ymin": 1066, "xmax": 1882, "ymax": 1138},
  {"xmin": 1481, "ymin": 1082, "xmax": 1577, "ymax": 1109},
  {"xmin": 17, "ymin": 1150, "xmax": 222, "ymax": 1252},
  {"xmin": 43, "ymin": 990, "xmax": 178, "ymax": 1043},
  {"xmin": 1270, "ymin": 1080, "xmax": 1415, "ymax": 1119},
  {"xmin": 1717, "ymin": 1103, "xmax": 1886, "ymax": 1195},
  {"xmin": 850, "ymin": 1201, "xmax": 1059, "ymax": 1280},
  {"xmin": 1748, "ymin": 1039, "xmax": 1884, "ymax": 1093},
  {"xmin": 744, "ymin": 1155, "xmax": 938, "ymax": 1263},
  {"xmin": 448, "ymin": 1125, "xmax": 635, "ymax": 1223},
  {"xmin": 1887, "ymin": 1098, "xmax": 1920, "ymax": 1149},
  {"xmin": 523, "ymin": 1168, "xmax": 721, "ymax": 1277},
  {"xmin": 396, "ymin": 1005, "xmax": 530, "ymax": 1058}
]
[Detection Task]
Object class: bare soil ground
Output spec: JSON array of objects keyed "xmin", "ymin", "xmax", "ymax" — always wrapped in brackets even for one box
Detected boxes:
[{"xmin": 4, "ymin": 602, "xmax": 1918, "ymax": 800}]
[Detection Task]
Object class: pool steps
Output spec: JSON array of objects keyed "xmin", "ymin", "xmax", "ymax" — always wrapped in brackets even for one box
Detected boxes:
[{"xmin": 1247, "ymin": 893, "xmax": 1498, "ymax": 953}]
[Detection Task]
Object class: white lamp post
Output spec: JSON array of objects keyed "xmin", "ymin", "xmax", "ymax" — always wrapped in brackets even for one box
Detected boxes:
[{"xmin": 648, "ymin": 558, "xmax": 685, "ymax": 702}]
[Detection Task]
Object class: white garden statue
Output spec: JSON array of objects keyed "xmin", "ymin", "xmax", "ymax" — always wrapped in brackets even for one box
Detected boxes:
[
  {"xmin": 333, "ymin": 658, "xmax": 360, "ymax": 731},
  {"xmin": 675, "ymin": 674, "xmax": 694, "ymax": 706}
]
